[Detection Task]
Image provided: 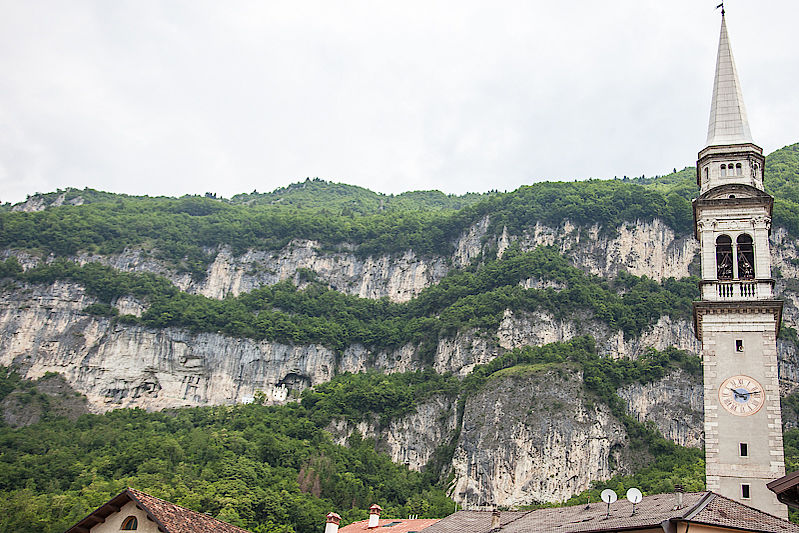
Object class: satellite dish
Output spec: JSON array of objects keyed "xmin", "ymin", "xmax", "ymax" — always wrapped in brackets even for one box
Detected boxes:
[
  {"xmin": 600, "ymin": 489, "xmax": 618, "ymax": 504},
  {"xmin": 626, "ymin": 488, "xmax": 642, "ymax": 504}
]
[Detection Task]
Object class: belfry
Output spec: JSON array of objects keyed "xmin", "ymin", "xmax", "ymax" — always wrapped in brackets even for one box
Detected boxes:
[{"xmin": 692, "ymin": 10, "xmax": 787, "ymax": 519}]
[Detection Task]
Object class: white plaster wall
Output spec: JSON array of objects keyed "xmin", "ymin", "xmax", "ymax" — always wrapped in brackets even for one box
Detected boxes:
[{"xmin": 91, "ymin": 501, "xmax": 160, "ymax": 533}]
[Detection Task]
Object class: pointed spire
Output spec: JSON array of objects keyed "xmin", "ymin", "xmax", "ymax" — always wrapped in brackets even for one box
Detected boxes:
[{"xmin": 706, "ymin": 13, "xmax": 754, "ymax": 147}]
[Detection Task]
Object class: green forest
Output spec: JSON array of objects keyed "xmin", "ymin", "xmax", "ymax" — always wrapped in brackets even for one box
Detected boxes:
[{"xmin": 0, "ymin": 338, "xmax": 727, "ymax": 533}]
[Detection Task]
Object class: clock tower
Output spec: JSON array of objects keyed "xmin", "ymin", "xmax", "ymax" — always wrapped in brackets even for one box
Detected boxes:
[{"xmin": 692, "ymin": 11, "xmax": 787, "ymax": 519}]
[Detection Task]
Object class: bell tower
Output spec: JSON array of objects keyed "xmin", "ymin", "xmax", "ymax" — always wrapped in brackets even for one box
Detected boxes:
[{"xmin": 693, "ymin": 10, "xmax": 787, "ymax": 519}]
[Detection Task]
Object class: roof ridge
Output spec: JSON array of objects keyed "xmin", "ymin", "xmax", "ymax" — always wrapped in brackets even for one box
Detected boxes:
[{"xmin": 681, "ymin": 491, "xmax": 715, "ymax": 520}]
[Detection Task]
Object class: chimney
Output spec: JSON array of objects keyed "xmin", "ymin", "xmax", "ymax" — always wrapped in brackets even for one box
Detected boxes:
[
  {"xmin": 368, "ymin": 504, "xmax": 382, "ymax": 529},
  {"xmin": 491, "ymin": 508, "xmax": 501, "ymax": 530},
  {"xmin": 325, "ymin": 512, "xmax": 341, "ymax": 533},
  {"xmin": 674, "ymin": 484, "xmax": 685, "ymax": 510}
]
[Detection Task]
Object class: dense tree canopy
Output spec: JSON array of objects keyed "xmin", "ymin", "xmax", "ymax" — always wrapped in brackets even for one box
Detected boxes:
[{"xmin": 0, "ymin": 340, "xmax": 712, "ymax": 532}]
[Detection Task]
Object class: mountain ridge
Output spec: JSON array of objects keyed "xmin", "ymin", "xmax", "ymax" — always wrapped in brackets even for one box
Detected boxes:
[{"xmin": 1, "ymin": 141, "xmax": 798, "ymax": 531}]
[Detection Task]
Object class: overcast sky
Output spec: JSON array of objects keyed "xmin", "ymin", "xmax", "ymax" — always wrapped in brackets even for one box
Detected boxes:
[{"xmin": 0, "ymin": 1, "xmax": 797, "ymax": 204}]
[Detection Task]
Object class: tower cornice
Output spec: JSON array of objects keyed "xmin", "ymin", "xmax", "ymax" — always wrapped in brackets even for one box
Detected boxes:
[
  {"xmin": 692, "ymin": 299, "xmax": 783, "ymax": 341},
  {"xmin": 692, "ymin": 184, "xmax": 773, "ymax": 239}
]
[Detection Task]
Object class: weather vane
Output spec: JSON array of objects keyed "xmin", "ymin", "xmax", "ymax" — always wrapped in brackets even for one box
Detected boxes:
[{"xmin": 716, "ymin": 1, "xmax": 725, "ymax": 16}]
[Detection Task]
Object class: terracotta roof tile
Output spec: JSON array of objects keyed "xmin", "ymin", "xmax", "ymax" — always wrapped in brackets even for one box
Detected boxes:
[{"xmin": 338, "ymin": 518, "xmax": 440, "ymax": 532}]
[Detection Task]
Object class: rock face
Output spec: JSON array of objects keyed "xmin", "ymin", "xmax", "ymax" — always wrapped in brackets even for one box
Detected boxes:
[
  {"xmin": 11, "ymin": 192, "xmax": 84, "ymax": 212},
  {"xmin": 0, "ymin": 281, "xmax": 719, "ymax": 413},
  {"xmin": 73, "ymin": 243, "xmax": 450, "ymax": 303},
  {"xmin": 0, "ymin": 282, "xmax": 339, "ymax": 412},
  {"xmin": 450, "ymin": 364, "xmax": 629, "ymax": 507},
  {"xmin": 327, "ymin": 395, "xmax": 459, "ymax": 472},
  {"xmin": 14, "ymin": 216, "xmax": 718, "ymax": 303},
  {"xmin": 496, "ymin": 311, "xmax": 701, "ymax": 361},
  {"xmin": 617, "ymin": 369, "xmax": 704, "ymax": 448},
  {"xmin": 507, "ymin": 219, "xmax": 699, "ymax": 282}
]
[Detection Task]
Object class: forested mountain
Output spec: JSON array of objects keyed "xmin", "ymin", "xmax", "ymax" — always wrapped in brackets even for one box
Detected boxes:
[{"xmin": 0, "ymin": 143, "xmax": 798, "ymax": 532}]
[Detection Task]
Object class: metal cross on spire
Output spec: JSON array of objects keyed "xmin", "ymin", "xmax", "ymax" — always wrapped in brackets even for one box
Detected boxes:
[{"xmin": 717, "ymin": 2, "xmax": 725, "ymax": 16}]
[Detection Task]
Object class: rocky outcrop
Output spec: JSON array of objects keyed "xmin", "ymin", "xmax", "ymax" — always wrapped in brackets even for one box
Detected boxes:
[
  {"xmin": 502, "ymin": 219, "xmax": 699, "ymax": 281},
  {"xmin": 327, "ymin": 395, "xmax": 459, "ymax": 472},
  {"xmin": 450, "ymin": 364, "xmax": 629, "ymax": 507},
  {"xmin": 11, "ymin": 192, "xmax": 85, "ymax": 212},
  {"xmin": 496, "ymin": 310, "xmax": 701, "ymax": 361},
  {"xmin": 617, "ymin": 369, "xmax": 704, "ymax": 448},
  {"xmin": 71, "ymin": 243, "xmax": 451, "ymax": 303},
  {"xmin": 93, "ymin": 218, "xmax": 702, "ymax": 299},
  {"xmin": 0, "ymin": 282, "xmax": 340, "ymax": 412},
  {"xmin": 7, "ymin": 279, "xmax": 797, "ymax": 412},
  {"xmin": 9, "ymin": 216, "xmax": 753, "ymax": 305}
]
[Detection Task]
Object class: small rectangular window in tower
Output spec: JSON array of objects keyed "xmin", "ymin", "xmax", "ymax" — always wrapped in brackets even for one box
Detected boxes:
[
  {"xmin": 739, "ymin": 442, "xmax": 748, "ymax": 457},
  {"xmin": 736, "ymin": 339, "xmax": 744, "ymax": 352},
  {"xmin": 741, "ymin": 484, "xmax": 751, "ymax": 499}
]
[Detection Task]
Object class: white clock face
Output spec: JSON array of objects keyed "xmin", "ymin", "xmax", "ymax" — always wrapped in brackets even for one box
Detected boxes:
[{"xmin": 719, "ymin": 375, "xmax": 765, "ymax": 416}]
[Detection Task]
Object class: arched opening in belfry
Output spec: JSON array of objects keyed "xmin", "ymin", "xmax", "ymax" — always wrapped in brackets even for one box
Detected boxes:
[
  {"xmin": 735, "ymin": 163, "xmax": 743, "ymax": 176},
  {"xmin": 716, "ymin": 234, "xmax": 734, "ymax": 280},
  {"xmin": 737, "ymin": 233, "xmax": 755, "ymax": 279},
  {"xmin": 721, "ymin": 164, "xmax": 727, "ymax": 177}
]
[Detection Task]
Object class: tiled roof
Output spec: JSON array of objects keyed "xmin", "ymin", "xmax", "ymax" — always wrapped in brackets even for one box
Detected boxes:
[
  {"xmin": 339, "ymin": 518, "xmax": 440, "ymax": 532},
  {"xmin": 65, "ymin": 488, "xmax": 251, "ymax": 533},
  {"xmin": 688, "ymin": 493, "xmax": 799, "ymax": 533},
  {"xmin": 422, "ymin": 492, "xmax": 799, "ymax": 533},
  {"xmin": 127, "ymin": 488, "xmax": 251, "ymax": 533}
]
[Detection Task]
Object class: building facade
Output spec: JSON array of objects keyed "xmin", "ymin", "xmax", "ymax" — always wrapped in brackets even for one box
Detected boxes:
[{"xmin": 692, "ymin": 11, "xmax": 787, "ymax": 519}]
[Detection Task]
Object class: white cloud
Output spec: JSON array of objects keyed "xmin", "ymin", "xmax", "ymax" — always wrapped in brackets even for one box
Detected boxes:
[{"xmin": 0, "ymin": 0, "xmax": 796, "ymax": 203}]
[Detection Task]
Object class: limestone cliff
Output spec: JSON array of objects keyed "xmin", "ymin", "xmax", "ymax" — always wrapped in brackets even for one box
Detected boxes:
[
  {"xmin": 450, "ymin": 364, "xmax": 628, "ymax": 507},
  {"xmin": 0, "ymin": 282, "xmax": 340, "ymax": 411},
  {"xmin": 0, "ymin": 281, "xmax": 717, "ymax": 413},
  {"xmin": 6, "ymin": 217, "xmax": 718, "ymax": 303},
  {"xmin": 325, "ymin": 364, "xmax": 648, "ymax": 508},
  {"xmin": 617, "ymin": 369, "xmax": 704, "ymax": 448},
  {"xmin": 326, "ymin": 395, "xmax": 459, "ymax": 472}
]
